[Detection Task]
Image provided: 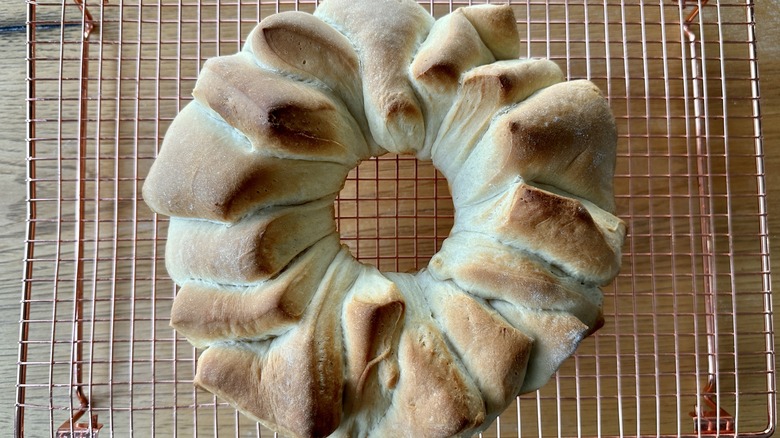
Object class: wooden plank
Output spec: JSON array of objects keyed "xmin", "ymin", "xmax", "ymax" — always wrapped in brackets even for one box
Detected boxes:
[{"xmin": 0, "ymin": 1, "xmax": 32, "ymax": 431}]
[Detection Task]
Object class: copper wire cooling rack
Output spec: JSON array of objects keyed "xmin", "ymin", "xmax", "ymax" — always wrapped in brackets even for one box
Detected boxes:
[{"xmin": 16, "ymin": 0, "xmax": 774, "ymax": 436}]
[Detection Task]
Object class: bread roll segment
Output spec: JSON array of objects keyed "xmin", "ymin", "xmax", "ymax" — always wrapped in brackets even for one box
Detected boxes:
[
  {"xmin": 410, "ymin": 7, "xmax": 496, "ymax": 159},
  {"xmin": 170, "ymin": 233, "xmax": 341, "ymax": 348},
  {"xmin": 244, "ymin": 12, "xmax": 384, "ymax": 159},
  {"xmin": 142, "ymin": 0, "xmax": 626, "ymax": 436},
  {"xmin": 314, "ymin": 0, "xmax": 434, "ymax": 154},
  {"xmin": 454, "ymin": 182, "xmax": 625, "ymax": 285},
  {"xmin": 195, "ymin": 248, "xmax": 358, "ymax": 438},
  {"xmin": 193, "ymin": 344, "xmax": 288, "ymax": 435},
  {"xmin": 165, "ymin": 196, "xmax": 336, "ymax": 285},
  {"xmin": 416, "ymin": 271, "xmax": 533, "ymax": 423},
  {"xmin": 245, "ymin": 11, "xmax": 361, "ymax": 114},
  {"xmin": 337, "ymin": 265, "xmax": 406, "ymax": 436},
  {"xmin": 431, "ymin": 58, "xmax": 565, "ymax": 179},
  {"xmin": 428, "ymin": 231, "xmax": 604, "ymax": 329},
  {"xmin": 142, "ymin": 102, "xmax": 350, "ymax": 223},
  {"xmin": 452, "ymin": 79, "xmax": 619, "ymax": 212},
  {"xmin": 488, "ymin": 301, "xmax": 591, "ymax": 393},
  {"xmin": 411, "ymin": 9, "xmax": 496, "ymax": 91},
  {"xmin": 193, "ymin": 52, "xmax": 364, "ymax": 166},
  {"xmin": 459, "ymin": 4, "xmax": 520, "ymax": 60}
]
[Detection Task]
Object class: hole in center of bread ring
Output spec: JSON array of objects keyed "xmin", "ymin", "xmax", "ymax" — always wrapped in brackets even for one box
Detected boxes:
[{"xmin": 336, "ymin": 155, "xmax": 454, "ymax": 273}]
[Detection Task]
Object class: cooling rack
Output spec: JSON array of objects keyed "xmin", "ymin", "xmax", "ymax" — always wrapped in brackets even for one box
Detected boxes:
[{"xmin": 17, "ymin": 0, "xmax": 774, "ymax": 436}]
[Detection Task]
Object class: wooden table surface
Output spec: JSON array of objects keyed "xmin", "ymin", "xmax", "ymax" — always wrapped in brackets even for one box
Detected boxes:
[{"xmin": 1, "ymin": 0, "xmax": 779, "ymax": 434}]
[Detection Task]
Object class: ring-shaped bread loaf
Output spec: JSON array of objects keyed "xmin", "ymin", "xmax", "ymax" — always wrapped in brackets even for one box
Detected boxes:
[{"xmin": 143, "ymin": 1, "xmax": 627, "ymax": 436}]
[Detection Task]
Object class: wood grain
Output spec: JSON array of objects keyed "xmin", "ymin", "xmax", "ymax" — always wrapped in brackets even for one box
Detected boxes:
[
  {"xmin": 1, "ymin": 1, "xmax": 779, "ymax": 436},
  {"xmin": 1, "ymin": 1, "xmax": 31, "ymax": 432}
]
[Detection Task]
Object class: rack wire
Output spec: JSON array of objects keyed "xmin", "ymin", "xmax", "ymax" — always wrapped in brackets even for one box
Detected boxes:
[{"xmin": 17, "ymin": 0, "xmax": 774, "ymax": 436}]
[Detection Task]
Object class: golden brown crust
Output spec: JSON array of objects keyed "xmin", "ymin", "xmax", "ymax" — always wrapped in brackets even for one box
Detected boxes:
[
  {"xmin": 165, "ymin": 198, "xmax": 336, "ymax": 285},
  {"xmin": 372, "ymin": 323, "xmax": 487, "ymax": 437},
  {"xmin": 411, "ymin": 9, "xmax": 495, "ymax": 91},
  {"xmin": 142, "ymin": 103, "xmax": 350, "ymax": 223},
  {"xmin": 195, "ymin": 339, "xmax": 342, "ymax": 438},
  {"xmin": 432, "ymin": 58, "xmax": 564, "ymax": 177},
  {"xmin": 314, "ymin": 0, "xmax": 433, "ymax": 154},
  {"xmin": 260, "ymin": 250, "xmax": 356, "ymax": 438},
  {"xmin": 460, "ymin": 4, "xmax": 520, "ymax": 60},
  {"xmin": 420, "ymin": 275, "xmax": 533, "ymax": 415},
  {"xmin": 455, "ymin": 183, "xmax": 624, "ymax": 285},
  {"xmin": 245, "ymin": 12, "xmax": 382, "ymax": 158},
  {"xmin": 429, "ymin": 231, "xmax": 603, "ymax": 329},
  {"xmin": 502, "ymin": 184, "xmax": 620, "ymax": 281},
  {"xmin": 195, "ymin": 250, "xmax": 358, "ymax": 438},
  {"xmin": 193, "ymin": 53, "xmax": 363, "ymax": 166},
  {"xmin": 170, "ymin": 234, "xmax": 341, "ymax": 348},
  {"xmin": 194, "ymin": 345, "xmax": 292, "ymax": 436},
  {"xmin": 485, "ymin": 80, "xmax": 617, "ymax": 212}
]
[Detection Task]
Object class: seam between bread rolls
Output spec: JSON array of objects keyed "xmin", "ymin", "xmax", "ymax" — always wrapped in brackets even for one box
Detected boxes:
[
  {"xmin": 453, "ymin": 179, "xmax": 624, "ymax": 285},
  {"xmin": 169, "ymin": 190, "xmax": 341, "ymax": 227},
  {"xmin": 430, "ymin": 272, "xmax": 599, "ymax": 327},
  {"xmin": 448, "ymin": 225, "xmax": 609, "ymax": 289},
  {"xmin": 187, "ymin": 100, "xmax": 254, "ymax": 151},
  {"xmin": 240, "ymin": 51, "xmax": 366, "ymax": 140},
  {"xmin": 414, "ymin": 274, "xmax": 495, "ymax": 412},
  {"xmin": 169, "ymin": 230, "xmax": 338, "ymax": 290},
  {"xmin": 416, "ymin": 277, "xmax": 488, "ymax": 413},
  {"xmin": 244, "ymin": 50, "xmax": 337, "ymax": 94}
]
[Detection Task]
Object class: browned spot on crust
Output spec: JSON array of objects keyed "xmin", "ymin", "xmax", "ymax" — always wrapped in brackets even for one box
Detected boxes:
[
  {"xmin": 193, "ymin": 54, "xmax": 358, "ymax": 164},
  {"xmin": 492, "ymin": 80, "xmax": 617, "ymax": 212},
  {"xmin": 391, "ymin": 325, "xmax": 486, "ymax": 435},
  {"xmin": 384, "ymin": 95, "xmax": 422, "ymax": 119},
  {"xmin": 415, "ymin": 61, "xmax": 461, "ymax": 86},
  {"xmin": 511, "ymin": 185, "xmax": 593, "ymax": 227},
  {"xmin": 494, "ymin": 184, "xmax": 621, "ymax": 282}
]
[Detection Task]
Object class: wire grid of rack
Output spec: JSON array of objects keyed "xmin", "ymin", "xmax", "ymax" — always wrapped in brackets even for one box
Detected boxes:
[{"xmin": 16, "ymin": 0, "xmax": 774, "ymax": 436}]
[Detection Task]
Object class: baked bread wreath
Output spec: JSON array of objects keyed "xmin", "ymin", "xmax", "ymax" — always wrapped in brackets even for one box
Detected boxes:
[{"xmin": 143, "ymin": 1, "xmax": 626, "ymax": 436}]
